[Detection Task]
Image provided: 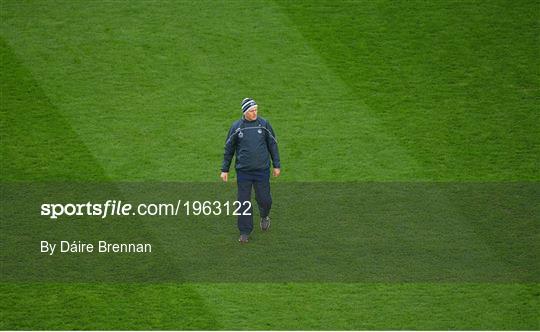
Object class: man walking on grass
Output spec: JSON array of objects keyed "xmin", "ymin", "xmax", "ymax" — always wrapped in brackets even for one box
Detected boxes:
[{"xmin": 220, "ymin": 98, "xmax": 281, "ymax": 243}]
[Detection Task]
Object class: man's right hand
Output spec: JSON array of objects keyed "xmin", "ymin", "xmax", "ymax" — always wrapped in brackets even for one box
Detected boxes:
[{"xmin": 220, "ymin": 172, "xmax": 228, "ymax": 182}]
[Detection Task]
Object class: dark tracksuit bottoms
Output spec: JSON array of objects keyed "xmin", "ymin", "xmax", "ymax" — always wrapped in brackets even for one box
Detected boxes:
[
  {"xmin": 221, "ymin": 116, "xmax": 280, "ymax": 235},
  {"xmin": 237, "ymin": 170, "xmax": 272, "ymax": 235}
]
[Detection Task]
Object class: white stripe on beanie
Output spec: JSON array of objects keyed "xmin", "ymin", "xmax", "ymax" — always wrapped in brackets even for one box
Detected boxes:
[{"xmin": 241, "ymin": 98, "xmax": 257, "ymax": 113}]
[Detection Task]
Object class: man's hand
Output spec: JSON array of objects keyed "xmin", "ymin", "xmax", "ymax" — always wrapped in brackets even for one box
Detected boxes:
[
  {"xmin": 273, "ymin": 168, "xmax": 281, "ymax": 177},
  {"xmin": 220, "ymin": 172, "xmax": 229, "ymax": 182}
]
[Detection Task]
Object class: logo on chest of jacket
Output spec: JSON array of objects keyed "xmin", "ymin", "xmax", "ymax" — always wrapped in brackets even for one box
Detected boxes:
[
  {"xmin": 238, "ymin": 131, "xmax": 244, "ymax": 138},
  {"xmin": 258, "ymin": 129, "xmax": 262, "ymax": 134}
]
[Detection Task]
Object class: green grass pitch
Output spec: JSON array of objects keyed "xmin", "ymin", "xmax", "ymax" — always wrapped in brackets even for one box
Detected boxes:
[{"xmin": 1, "ymin": 0, "xmax": 539, "ymax": 329}]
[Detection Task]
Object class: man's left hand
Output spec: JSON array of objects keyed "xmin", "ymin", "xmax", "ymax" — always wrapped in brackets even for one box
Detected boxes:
[{"xmin": 273, "ymin": 168, "xmax": 281, "ymax": 177}]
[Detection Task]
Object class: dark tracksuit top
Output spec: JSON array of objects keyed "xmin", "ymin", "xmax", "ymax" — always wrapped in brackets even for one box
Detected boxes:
[{"xmin": 221, "ymin": 116, "xmax": 281, "ymax": 175}]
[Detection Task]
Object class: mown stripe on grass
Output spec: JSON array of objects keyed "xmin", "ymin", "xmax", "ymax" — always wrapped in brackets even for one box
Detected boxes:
[
  {"xmin": 275, "ymin": 0, "xmax": 540, "ymax": 180},
  {"xmin": 0, "ymin": 37, "xmax": 108, "ymax": 181},
  {"xmin": 0, "ymin": 283, "xmax": 222, "ymax": 330},
  {"xmin": 1, "ymin": 282, "xmax": 538, "ymax": 330},
  {"xmin": 194, "ymin": 283, "xmax": 540, "ymax": 330},
  {"xmin": 1, "ymin": 36, "xmax": 221, "ymax": 328},
  {"xmin": 1, "ymin": 0, "xmax": 422, "ymax": 181}
]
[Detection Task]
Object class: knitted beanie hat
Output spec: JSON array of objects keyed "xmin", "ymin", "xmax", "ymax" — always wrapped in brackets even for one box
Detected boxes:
[{"xmin": 241, "ymin": 98, "xmax": 257, "ymax": 113}]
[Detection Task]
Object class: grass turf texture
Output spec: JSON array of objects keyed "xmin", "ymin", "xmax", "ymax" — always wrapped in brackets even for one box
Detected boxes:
[
  {"xmin": 1, "ymin": 0, "xmax": 539, "ymax": 330},
  {"xmin": 2, "ymin": 283, "xmax": 539, "ymax": 330}
]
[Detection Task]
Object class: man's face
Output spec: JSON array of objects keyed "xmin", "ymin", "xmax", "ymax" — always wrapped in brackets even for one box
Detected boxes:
[{"xmin": 245, "ymin": 106, "xmax": 258, "ymax": 121}]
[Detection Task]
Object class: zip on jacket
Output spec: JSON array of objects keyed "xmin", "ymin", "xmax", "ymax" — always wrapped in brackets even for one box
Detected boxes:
[{"xmin": 221, "ymin": 116, "xmax": 280, "ymax": 173}]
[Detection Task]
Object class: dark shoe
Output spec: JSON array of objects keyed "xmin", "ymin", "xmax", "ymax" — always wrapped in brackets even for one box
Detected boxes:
[
  {"xmin": 260, "ymin": 216, "xmax": 271, "ymax": 231},
  {"xmin": 238, "ymin": 234, "xmax": 249, "ymax": 243}
]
